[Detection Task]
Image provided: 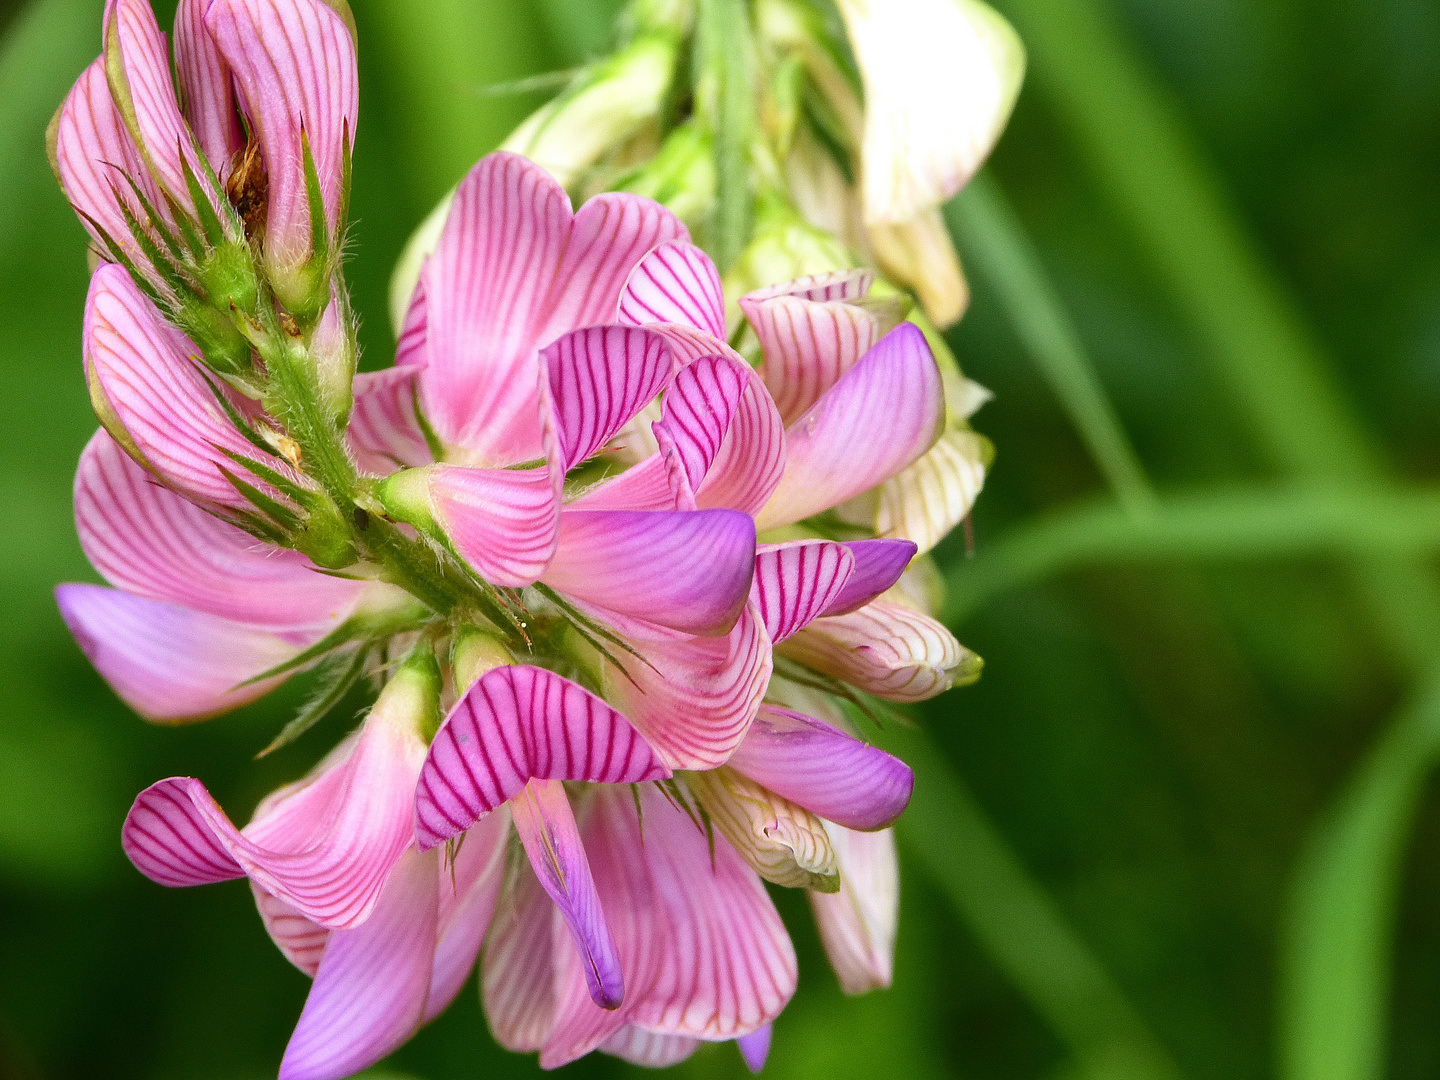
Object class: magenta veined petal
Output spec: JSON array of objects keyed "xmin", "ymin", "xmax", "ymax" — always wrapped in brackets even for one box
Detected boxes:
[
  {"xmin": 823, "ymin": 538, "xmax": 918, "ymax": 617},
  {"xmin": 427, "ymin": 463, "xmax": 561, "ymax": 588},
  {"xmin": 84, "ymin": 265, "xmax": 304, "ymax": 510},
  {"xmin": 512, "ymin": 779, "xmax": 625, "ymax": 1010},
  {"xmin": 751, "ymin": 540, "xmax": 856, "ymax": 644},
  {"xmin": 56, "ymin": 583, "xmax": 299, "ymax": 722},
  {"xmin": 482, "ymin": 856, "xmax": 561, "ymax": 1052},
  {"xmin": 346, "ymin": 367, "xmax": 433, "ymax": 474},
  {"xmin": 606, "ymin": 604, "xmax": 771, "ymax": 771},
  {"xmin": 617, "ymin": 239, "xmax": 727, "ymax": 339},
  {"xmin": 414, "ymin": 665, "xmax": 669, "ymax": 851},
  {"xmin": 76, "ymin": 430, "xmax": 363, "ymax": 630},
  {"xmin": 426, "ymin": 808, "xmax": 509, "ymax": 1022},
  {"xmin": 739, "ymin": 270, "xmax": 881, "ymax": 425},
  {"xmin": 540, "ymin": 786, "xmax": 797, "ymax": 1067},
  {"xmin": 173, "ymin": 0, "xmax": 244, "ymax": 173},
  {"xmin": 543, "ymin": 325, "xmax": 674, "ymax": 471},
  {"xmin": 727, "ymin": 706, "xmax": 914, "ymax": 831},
  {"xmin": 543, "ymin": 509, "xmax": 756, "ymax": 637},
  {"xmin": 203, "ymin": 0, "xmax": 358, "ymax": 271},
  {"xmin": 600, "ymin": 1027, "xmax": 700, "ymax": 1067},
  {"xmin": 809, "ymin": 825, "xmax": 898, "ymax": 994},
  {"xmin": 123, "ymin": 705, "xmax": 426, "ymax": 927},
  {"xmin": 254, "ymin": 884, "xmax": 329, "ymax": 977},
  {"xmin": 278, "ymin": 848, "xmax": 436, "ymax": 1080},
  {"xmin": 756, "ymin": 323, "xmax": 944, "ymax": 531}
]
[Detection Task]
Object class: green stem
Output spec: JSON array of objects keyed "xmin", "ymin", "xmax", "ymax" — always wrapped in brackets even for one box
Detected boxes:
[
  {"xmin": 696, "ymin": 0, "xmax": 752, "ymax": 272},
  {"xmin": 949, "ymin": 173, "xmax": 1157, "ymax": 519},
  {"xmin": 944, "ymin": 485, "xmax": 1440, "ymax": 626}
]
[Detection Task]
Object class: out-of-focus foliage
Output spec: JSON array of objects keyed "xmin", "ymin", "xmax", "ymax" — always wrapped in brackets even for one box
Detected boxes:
[{"xmin": 4, "ymin": 0, "xmax": 1440, "ymax": 1078}]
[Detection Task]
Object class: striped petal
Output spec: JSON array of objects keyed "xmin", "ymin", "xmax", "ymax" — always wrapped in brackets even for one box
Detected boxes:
[
  {"xmin": 600, "ymin": 1027, "xmax": 700, "ymax": 1067},
  {"xmin": 824, "ymin": 539, "xmax": 917, "ymax": 617},
  {"xmin": 427, "ymin": 462, "xmax": 560, "ymax": 588},
  {"xmin": 543, "ymin": 509, "xmax": 756, "ymax": 637},
  {"xmin": 739, "ymin": 271, "xmax": 881, "ymax": 425},
  {"xmin": 512, "ymin": 780, "xmax": 624, "ymax": 1010},
  {"xmin": 56, "ymin": 583, "xmax": 298, "ymax": 722},
  {"xmin": 417, "ymin": 153, "xmax": 571, "ymax": 461},
  {"xmin": 174, "ymin": 0, "xmax": 244, "ymax": 174},
  {"xmin": 254, "ymin": 884, "xmax": 328, "ymax": 977},
  {"xmin": 756, "ymin": 323, "xmax": 944, "ymax": 531},
  {"xmin": 617, "ymin": 240, "xmax": 727, "ymax": 338},
  {"xmin": 809, "ymin": 825, "xmax": 898, "ymax": 994},
  {"xmin": 874, "ymin": 426, "xmax": 990, "ymax": 554},
  {"xmin": 426, "ymin": 807, "xmax": 509, "ymax": 1022},
  {"xmin": 751, "ymin": 540, "xmax": 855, "ymax": 643},
  {"xmin": 204, "ymin": 0, "xmax": 358, "ymax": 270},
  {"xmin": 278, "ymin": 848, "xmax": 436, "ymax": 1080},
  {"xmin": 122, "ymin": 700, "xmax": 426, "ymax": 927},
  {"xmin": 105, "ymin": 0, "xmax": 220, "ymax": 222},
  {"xmin": 76, "ymin": 430, "xmax": 362, "ymax": 630},
  {"xmin": 53, "ymin": 59, "xmax": 153, "ymax": 264},
  {"xmin": 346, "ymin": 367, "xmax": 433, "ymax": 474},
  {"xmin": 728, "ymin": 706, "xmax": 914, "ymax": 831},
  {"xmin": 836, "ymin": 0, "xmax": 1023, "ymax": 224},
  {"xmin": 777, "ymin": 600, "xmax": 978, "ymax": 702},
  {"xmin": 688, "ymin": 767, "xmax": 840, "ymax": 891},
  {"xmin": 607, "ymin": 605, "xmax": 771, "ymax": 770},
  {"xmin": 84, "ymin": 264, "xmax": 302, "ymax": 510},
  {"xmin": 541, "ymin": 786, "xmax": 796, "ymax": 1067},
  {"xmin": 542, "ymin": 325, "xmax": 674, "ymax": 470},
  {"xmin": 414, "ymin": 665, "xmax": 669, "ymax": 851},
  {"xmin": 482, "ymin": 857, "xmax": 561, "ymax": 1052}
]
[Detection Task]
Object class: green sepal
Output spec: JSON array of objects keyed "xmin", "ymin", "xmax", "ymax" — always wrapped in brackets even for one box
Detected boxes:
[
  {"xmin": 176, "ymin": 301, "xmax": 254, "ymax": 377},
  {"xmin": 256, "ymin": 645, "xmax": 372, "ymax": 757},
  {"xmin": 217, "ymin": 464, "xmax": 303, "ymax": 534},
  {"xmin": 179, "ymin": 151, "xmax": 228, "ymax": 249}
]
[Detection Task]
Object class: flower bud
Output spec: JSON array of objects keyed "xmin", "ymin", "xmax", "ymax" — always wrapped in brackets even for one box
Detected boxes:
[
  {"xmin": 451, "ymin": 628, "xmax": 514, "ymax": 694},
  {"xmin": 612, "ymin": 121, "xmax": 716, "ymax": 232},
  {"xmin": 374, "ymin": 643, "xmax": 444, "ymax": 743},
  {"xmin": 722, "ymin": 193, "xmax": 852, "ymax": 325}
]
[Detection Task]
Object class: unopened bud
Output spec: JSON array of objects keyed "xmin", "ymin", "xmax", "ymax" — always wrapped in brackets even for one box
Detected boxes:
[
  {"xmin": 452, "ymin": 628, "xmax": 514, "ymax": 695},
  {"xmin": 613, "ymin": 122, "xmax": 716, "ymax": 231},
  {"xmin": 373, "ymin": 466, "xmax": 439, "ymax": 536},
  {"xmin": 373, "ymin": 644, "xmax": 444, "ymax": 742}
]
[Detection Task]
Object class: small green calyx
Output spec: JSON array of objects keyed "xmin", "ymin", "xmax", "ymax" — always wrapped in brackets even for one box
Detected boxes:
[
  {"xmin": 293, "ymin": 497, "xmax": 359, "ymax": 570},
  {"xmin": 383, "ymin": 644, "xmax": 445, "ymax": 742},
  {"xmin": 175, "ymin": 300, "xmax": 253, "ymax": 378},
  {"xmin": 374, "ymin": 467, "xmax": 439, "ymax": 536},
  {"xmin": 270, "ymin": 256, "xmax": 333, "ymax": 330},
  {"xmin": 196, "ymin": 241, "xmax": 260, "ymax": 317}
]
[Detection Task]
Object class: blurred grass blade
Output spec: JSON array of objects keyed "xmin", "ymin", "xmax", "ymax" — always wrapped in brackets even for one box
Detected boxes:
[
  {"xmin": 949, "ymin": 173, "xmax": 1156, "ymax": 519},
  {"xmin": 1281, "ymin": 672, "xmax": 1440, "ymax": 1080},
  {"xmin": 877, "ymin": 722, "xmax": 1184, "ymax": 1080},
  {"xmin": 945, "ymin": 486, "xmax": 1440, "ymax": 625}
]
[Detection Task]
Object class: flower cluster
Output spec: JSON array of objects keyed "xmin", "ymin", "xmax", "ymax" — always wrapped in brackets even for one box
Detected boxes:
[{"xmin": 52, "ymin": 0, "xmax": 1015, "ymax": 1077}]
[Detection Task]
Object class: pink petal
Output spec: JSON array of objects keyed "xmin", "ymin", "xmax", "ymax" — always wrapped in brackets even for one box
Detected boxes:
[
  {"xmin": 53, "ymin": 60, "xmax": 156, "ymax": 267},
  {"xmin": 174, "ymin": 0, "xmax": 244, "ymax": 174},
  {"xmin": 106, "ymin": 0, "xmax": 219, "ymax": 222},
  {"xmin": 279, "ymin": 848, "xmax": 436, "ymax": 1080},
  {"xmin": 543, "ymin": 193, "xmax": 690, "ymax": 336},
  {"xmin": 512, "ymin": 780, "xmax": 624, "ymax": 1010},
  {"xmin": 617, "ymin": 240, "xmax": 726, "ymax": 338},
  {"xmin": 738, "ymin": 1023, "xmax": 774, "ymax": 1073},
  {"xmin": 751, "ymin": 540, "xmax": 855, "ymax": 643},
  {"xmin": 823, "ymin": 539, "xmax": 917, "ymax": 617},
  {"xmin": 417, "ymin": 153, "xmax": 571, "ymax": 461},
  {"xmin": 755, "ymin": 323, "xmax": 944, "ymax": 531},
  {"xmin": 600, "ymin": 1027, "xmax": 699, "ymax": 1067},
  {"xmin": 204, "ymin": 0, "xmax": 358, "ymax": 269},
  {"xmin": 606, "ymin": 604, "xmax": 771, "ymax": 772},
  {"xmin": 347, "ymin": 367, "xmax": 433, "ymax": 474},
  {"xmin": 809, "ymin": 826, "xmax": 898, "ymax": 995},
  {"xmin": 727, "ymin": 706, "xmax": 914, "ymax": 831},
  {"xmin": 76, "ymin": 430, "xmax": 362, "ymax": 630},
  {"xmin": 739, "ymin": 270, "xmax": 881, "ymax": 424},
  {"xmin": 123, "ymin": 705, "xmax": 426, "ymax": 927},
  {"xmin": 56, "ymin": 583, "xmax": 298, "ymax": 722},
  {"xmin": 426, "ymin": 808, "xmax": 509, "ymax": 1022},
  {"xmin": 254, "ymin": 884, "xmax": 328, "ymax": 977},
  {"xmin": 482, "ymin": 859, "xmax": 561, "ymax": 1052},
  {"xmin": 395, "ymin": 273, "xmax": 429, "ymax": 368},
  {"xmin": 542, "ymin": 509, "xmax": 756, "ymax": 637},
  {"xmin": 414, "ymin": 665, "xmax": 669, "ymax": 851},
  {"xmin": 84, "ymin": 265, "xmax": 302, "ymax": 510},
  {"xmin": 543, "ymin": 325, "xmax": 674, "ymax": 470},
  {"xmin": 541, "ymin": 787, "xmax": 796, "ymax": 1066},
  {"xmin": 777, "ymin": 600, "xmax": 972, "ymax": 702},
  {"xmin": 427, "ymin": 462, "xmax": 560, "ymax": 588}
]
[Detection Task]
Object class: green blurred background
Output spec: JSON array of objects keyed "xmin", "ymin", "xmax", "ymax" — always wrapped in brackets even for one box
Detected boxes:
[{"xmin": 5, "ymin": 0, "xmax": 1440, "ymax": 1077}]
